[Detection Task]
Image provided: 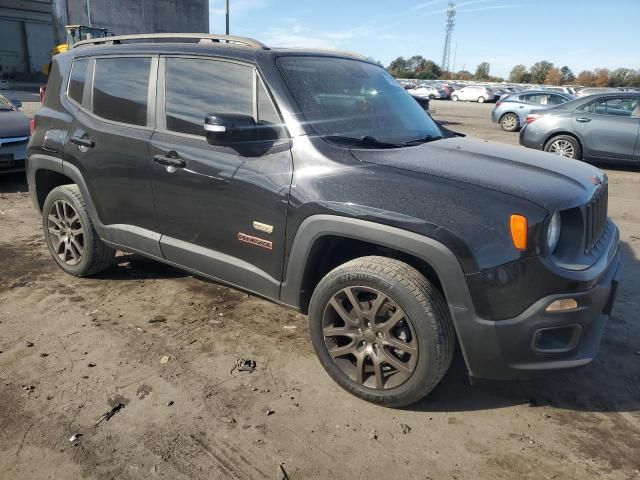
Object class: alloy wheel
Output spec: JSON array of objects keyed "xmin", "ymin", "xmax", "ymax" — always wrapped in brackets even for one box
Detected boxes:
[
  {"xmin": 548, "ymin": 139, "xmax": 575, "ymax": 158},
  {"xmin": 322, "ymin": 286, "xmax": 418, "ymax": 390},
  {"xmin": 47, "ymin": 199, "xmax": 85, "ymax": 265},
  {"xmin": 501, "ymin": 114, "xmax": 518, "ymax": 131}
]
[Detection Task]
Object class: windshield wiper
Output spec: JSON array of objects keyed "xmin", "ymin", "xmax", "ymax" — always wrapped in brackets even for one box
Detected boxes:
[
  {"xmin": 324, "ymin": 135, "xmax": 403, "ymax": 149},
  {"xmin": 402, "ymin": 134, "xmax": 444, "ymax": 146}
]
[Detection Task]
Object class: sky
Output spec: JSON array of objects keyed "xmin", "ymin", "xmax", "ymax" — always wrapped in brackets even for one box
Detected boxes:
[{"xmin": 208, "ymin": 0, "xmax": 640, "ymax": 78}]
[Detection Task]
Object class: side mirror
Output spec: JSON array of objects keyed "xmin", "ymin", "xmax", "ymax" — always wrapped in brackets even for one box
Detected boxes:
[
  {"xmin": 204, "ymin": 113, "xmax": 257, "ymax": 145},
  {"xmin": 10, "ymin": 99, "xmax": 22, "ymax": 109}
]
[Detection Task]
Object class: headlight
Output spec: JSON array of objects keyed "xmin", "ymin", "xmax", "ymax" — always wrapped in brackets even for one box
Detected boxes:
[{"xmin": 547, "ymin": 212, "xmax": 561, "ymax": 253}]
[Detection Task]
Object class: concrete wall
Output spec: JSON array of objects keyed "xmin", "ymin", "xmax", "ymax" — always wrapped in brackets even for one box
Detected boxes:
[
  {"xmin": 52, "ymin": 0, "xmax": 209, "ymax": 42},
  {"xmin": 0, "ymin": 0, "xmax": 55, "ymax": 79}
]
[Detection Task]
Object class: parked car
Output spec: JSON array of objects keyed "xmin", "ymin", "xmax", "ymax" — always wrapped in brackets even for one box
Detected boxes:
[
  {"xmin": 574, "ymin": 87, "xmax": 621, "ymax": 98},
  {"xmin": 520, "ymin": 93, "xmax": 640, "ymax": 162},
  {"xmin": 28, "ymin": 33, "xmax": 622, "ymax": 407},
  {"xmin": 407, "ymin": 85, "xmax": 447, "ymax": 100},
  {"xmin": 491, "ymin": 91, "xmax": 575, "ymax": 132},
  {"xmin": 0, "ymin": 93, "xmax": 30, "ymax": 175},
  {"xmin": 451, "ymin": 85, "xmax": 496, "ymax": 103},
  {"xmin": 542, "ymin": 86, "xmax": 576, "ymax": 95}
]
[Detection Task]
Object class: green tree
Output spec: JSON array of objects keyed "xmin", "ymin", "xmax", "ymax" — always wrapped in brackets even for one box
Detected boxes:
[
  {"xmin": 529, "ymin": 61, "xmax": 554, "ymax": 84},
  {"xmin": 509, "ymin": 64, "xmax": 528, "ymax": 83},
  {"xmin": 474, "ymin": 62, "xmax": 490, "ymax": 80},
  {"xmin": 456, "ymin": 70, "xmax": 473, "ymax": 80},
  {"xmin": 387, "ymin": 57, "xmax": 413, "ymax": 78},
  {"xmin": 559, "ymin": 66, "xmax": 575, "ymax": 84}
]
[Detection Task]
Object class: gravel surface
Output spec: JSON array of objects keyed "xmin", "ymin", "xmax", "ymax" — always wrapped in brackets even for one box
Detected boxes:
[{"xmin": 1, "ymin": 97, "xmax": 639, "ymax": 479}]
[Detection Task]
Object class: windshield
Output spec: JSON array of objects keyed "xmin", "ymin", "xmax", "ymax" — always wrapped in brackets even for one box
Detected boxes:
[
  {"xmin": 277, "ymin": 56, "xmax": 443, "ymax": 147},
  {"xmin": 0, "ymin": 96, "xmax": 13, "ymax": 110}
]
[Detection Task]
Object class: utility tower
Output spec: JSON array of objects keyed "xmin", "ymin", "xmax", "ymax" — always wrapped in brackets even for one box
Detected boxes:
[{"xmin": 441, "ymin": 1, "xmax": 456, "ymax": 73}]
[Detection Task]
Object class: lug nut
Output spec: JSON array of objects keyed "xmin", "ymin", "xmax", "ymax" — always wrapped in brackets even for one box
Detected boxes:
[{"xmin": 376, "ymin": 332, "xmax": 383, "ymax": 338}]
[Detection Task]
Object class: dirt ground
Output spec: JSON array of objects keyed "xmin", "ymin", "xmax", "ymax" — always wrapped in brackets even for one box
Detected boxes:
[{"xmin": 1, "ymin": 96, "xmax": 639, "ymax": 480}]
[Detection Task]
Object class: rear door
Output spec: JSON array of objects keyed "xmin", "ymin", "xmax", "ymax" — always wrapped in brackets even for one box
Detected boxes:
[
  {"xmin": 150, "ymin": 56, "xmax": 293, "ymax": 298},
  {"xmin": 572, "ymin": 96, "xmax": 640, "ymax": 160},
  {"xmin": 63, "ymin": 55, "xmax": 160, "ymax": 255}
]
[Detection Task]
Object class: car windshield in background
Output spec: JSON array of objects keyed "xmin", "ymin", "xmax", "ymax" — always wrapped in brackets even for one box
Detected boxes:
[
  {"xmin": 277, "ymin": 56, "xmax": 443, "ymax": 147},
  {"xmin": 0, "ymin": 96, "xmax": 13, "ymax": 110}
]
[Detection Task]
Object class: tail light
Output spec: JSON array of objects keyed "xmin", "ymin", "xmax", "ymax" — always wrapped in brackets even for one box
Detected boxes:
[
  {"xmin": 496, "ymin": 101, "xmax": 502, "ymax": 107},
  {"xmin": 39, "ymin": 85, "xmax": 46, "ymax": 103},
  {"xmin": 29, "ymin": 118, "xmax": 35, "ymax": 135},
  {"xmin": 525, "ymin": 114, "xmax": 544, "ymax": 124}
]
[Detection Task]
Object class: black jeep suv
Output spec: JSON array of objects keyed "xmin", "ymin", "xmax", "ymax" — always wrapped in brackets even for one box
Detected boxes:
[{"xmin": 27, "ymin": 34, "xmax": 622, "ymax": 407}]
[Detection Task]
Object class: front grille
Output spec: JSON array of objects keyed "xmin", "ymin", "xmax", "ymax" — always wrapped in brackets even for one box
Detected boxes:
[{"xmin": 585, "ymin": 182, "xmax": 608, "ymax": 253}]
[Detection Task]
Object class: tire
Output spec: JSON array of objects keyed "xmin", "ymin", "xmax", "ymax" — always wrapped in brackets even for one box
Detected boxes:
[
  {"xmin": 429, "ymin": 94, "xmax": 436, "ymax": 100},
  {"xmin": 477, "ymin": 96, "xmax": 486, "ymax": 103},
  {"xmin": 451, "ymin": 95, "xmax": 459, "ymax": 102},
  {"xmin": 544, "ymin": 134, "xmax": 582, "ymax": 159},
  {"xmin": 42, "ymin": 184, "xmax": 115, "ymax": 277},
  {"xmin": 500, "ymin": 113, "xmax": 519, "ymax": 132},
  {"xmin": 308, "ymin": 256, "xmax": 455, "ymax": 407}
]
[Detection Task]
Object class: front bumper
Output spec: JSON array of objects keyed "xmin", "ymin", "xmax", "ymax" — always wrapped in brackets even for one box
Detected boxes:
[{"xmin": 455, "ymin": 247, "xmax": 622, "ymax": 380}]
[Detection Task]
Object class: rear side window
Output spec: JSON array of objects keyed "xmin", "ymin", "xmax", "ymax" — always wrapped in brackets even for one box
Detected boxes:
[
  {"xmin": 68, "ymin": 59, "xmax": 89, "ymax": 104},
  {"xmin": 165, "ymin": 58, "xmax": 252, "ymax": 136},
  {"xmin": 93, "ymin": 57, "xmax": 151, "ymax": 126}
]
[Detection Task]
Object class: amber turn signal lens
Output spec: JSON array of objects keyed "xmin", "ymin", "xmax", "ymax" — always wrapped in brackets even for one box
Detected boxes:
[
  {"xmin": 545, "ymin": 298, "xmax": 578, "ymax": 312},
  {"xmin": 509, "ymin": 214, "xmax": 528, "ymax": 251}
]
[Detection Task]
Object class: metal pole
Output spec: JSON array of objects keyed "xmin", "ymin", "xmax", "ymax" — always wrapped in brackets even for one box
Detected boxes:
[
  {"xmin": 86, "ymin": 0, "xmax": 92, "ymax": 27},
  {"xmin": 225, "ymin": 0, "xmax": 230, "ymax": 35}
]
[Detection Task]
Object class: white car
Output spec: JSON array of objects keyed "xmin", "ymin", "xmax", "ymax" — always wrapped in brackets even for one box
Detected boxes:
[
  {"xmin": 407, "ymin": 85, "xmax": 447, "ymax": 100},
  {"xmin": 451, "ymin": 85, "xmax": 496, "ymax": 103}
]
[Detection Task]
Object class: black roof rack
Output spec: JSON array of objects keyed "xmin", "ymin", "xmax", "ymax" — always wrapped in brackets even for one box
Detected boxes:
[{"xmin": 72, "ymin": 33, "xmax": 269, "ymax": 50}]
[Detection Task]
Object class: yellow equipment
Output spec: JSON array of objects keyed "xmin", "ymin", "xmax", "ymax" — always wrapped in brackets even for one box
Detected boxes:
[{"xmin": 43, "ymin": 25, "xmax": 109, "ymax": 74}]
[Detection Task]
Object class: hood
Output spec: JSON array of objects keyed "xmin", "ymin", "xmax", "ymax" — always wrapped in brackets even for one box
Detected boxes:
[
  {"xmin": 351, "ymin": 137, "xmax": 601, "ymax": 211},
  {"xmin": 0, "ymin": 110, "xmax": 30, "ymax": 139}
]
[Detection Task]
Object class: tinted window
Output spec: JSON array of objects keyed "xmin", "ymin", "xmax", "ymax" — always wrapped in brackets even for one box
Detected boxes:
[
  {"xmin": 547, "ymin": 94, "xmax": 567, "ymax": 106},
  {"xmin": 68, "ymin": 59, "xmax": 88, "ymax": 104},
  {"xmin": 593, "ymin": 97, "xmax": 637, "ymax": 116},
  {"xmin": 93, "ymin": 57, "xmax": 150, "ymax": 126},
  {"xmin": 165, "ymin": 58, "xmax": 252, "ymax": 136}
]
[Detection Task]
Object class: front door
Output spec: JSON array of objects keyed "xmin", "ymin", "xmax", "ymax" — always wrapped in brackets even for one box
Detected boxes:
[
  {"xmin": 63, "ymin": 56, "xmax": 160, "ymax": 256},
  {"xmin": 150, "ymin": 56, "xmax": 293, "ymax": 298},
  {"xmin": 573, "ymin": 96, "xmax": 640, "ymax": 160}
]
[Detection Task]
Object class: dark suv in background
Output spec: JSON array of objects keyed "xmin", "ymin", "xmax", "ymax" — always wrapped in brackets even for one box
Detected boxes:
[{"xmin": 27, "ymin": 34, "xmax": 622, "ymax": 407}]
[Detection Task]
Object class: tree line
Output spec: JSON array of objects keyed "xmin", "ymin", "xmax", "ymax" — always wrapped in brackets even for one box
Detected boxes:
[{"xmin": 386, "ymin": 55, "xmax": 640, "ymax": 87}]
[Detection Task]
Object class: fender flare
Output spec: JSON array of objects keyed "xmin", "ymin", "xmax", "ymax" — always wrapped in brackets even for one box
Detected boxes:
[{"xmin": 280, "ymin": 215, "xmax": 475, "ymax": 313}]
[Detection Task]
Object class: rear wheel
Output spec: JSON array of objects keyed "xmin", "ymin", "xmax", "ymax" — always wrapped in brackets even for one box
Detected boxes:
[
  {"xmin": 544, "ymin": 135, "xmax": 581, "ymax": 159},
  {"xmin": 477, "ymin": 96, "xmax": 486, "ymax": 103},
  {"xmin": 42, "ymin": 185, "xmax": 115, "ymax": 277},
  {"xmin": 308, "ymin": 256, "xmax": 455, "ymax": 407},
  {"xmin": 500, "ymin": 113, "xmax": 519, "ymax": 132}
]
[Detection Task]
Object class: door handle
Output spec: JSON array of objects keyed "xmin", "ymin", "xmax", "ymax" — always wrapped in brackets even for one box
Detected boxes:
[
  {"xmin": 576, "ymin": 117, "xmax": 592, "ymax": 123},
  {"xmin": 153, "ymin": 154, "xmax": 186, "ymax": 168},
  {"xmin": 70, "ymin": 136, "xmax": 95, "ymax": 148}
]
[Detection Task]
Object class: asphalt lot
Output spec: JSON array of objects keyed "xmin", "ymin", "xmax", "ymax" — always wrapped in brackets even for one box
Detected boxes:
[{"xmin": 1, "ymin": 96, "xmax": 639, "ymax": 479}]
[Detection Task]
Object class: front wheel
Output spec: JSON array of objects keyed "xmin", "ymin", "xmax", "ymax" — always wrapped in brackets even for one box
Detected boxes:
[
  {"xmin": 308, "ymin": 256, "xmax": 455, "ymax": 407},
  {"xmin": 544, "ymin": 135, "xmax": 582, "ymax": 159},
  {"xmin": 451, "ymin": 95, "xmax": 459, "ymax": 102},
  {"xmin": 477, "ymin": 96, "xmax": 486, "ymax": 103}
]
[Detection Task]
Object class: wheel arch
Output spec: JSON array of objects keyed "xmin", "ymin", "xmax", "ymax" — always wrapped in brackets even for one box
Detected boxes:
[
  {"xmin": 280, "ymin": 215, "xmax": 474, "ymax": 317},
  {"xmin": 543, "ymin": 131, "xmax": 583, "ymax": 153}
]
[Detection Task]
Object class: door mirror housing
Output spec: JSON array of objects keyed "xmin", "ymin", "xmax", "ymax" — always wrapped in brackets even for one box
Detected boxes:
[{"xmin": 204, "ymin": 113, "xmax": 257, "ymax": 145}]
